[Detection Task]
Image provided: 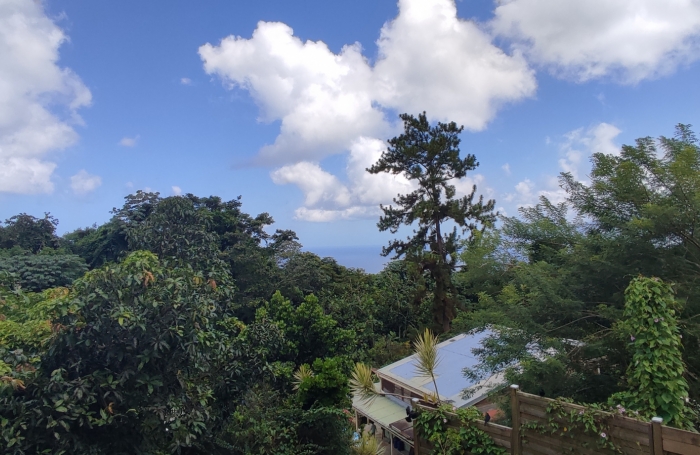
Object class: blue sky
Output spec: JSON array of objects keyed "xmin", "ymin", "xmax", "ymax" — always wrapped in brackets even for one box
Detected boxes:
[{"xmin": 1, "ymin": 0, "xmax": 700, "ymax": 272}]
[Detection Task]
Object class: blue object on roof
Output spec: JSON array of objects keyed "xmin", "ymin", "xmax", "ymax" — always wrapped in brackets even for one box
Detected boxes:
[{"xmin": 380, "ymin": 330, "xmax": 497, "ymax": 408}]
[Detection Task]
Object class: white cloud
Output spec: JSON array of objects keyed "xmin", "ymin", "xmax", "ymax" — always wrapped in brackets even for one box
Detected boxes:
[
  {"xmin": 200, "ymin": 22, "xmax": 385, "ymax": 165},
  {"xmin": 372, "ymin": 0, "xmax": 536, "ymax": 129},
  {"xmin": 270, "ymin": 137, "xmax": 413, "ymax": 221},
  {"xmin": 172, "ymin": 185, "xmax": 182, "ymax": 195},
  {"xmin": 491, "ymin": 0, "xmax": 700, "ymax": 83},
  {"xmin": 504, "ymin": 178, "xmax": 536, "ymax": 206},
  {"xmin": 559, "ymin": 123, "xmax": 621, "ymax": 180},
  {"xmin": 272, "ymin": 161, "xmax": 352, "ymax": 209},
  {"xmin": 0, "ymin": 0, "xmax": 91, "ymax": 194},
  {"xmin": 503, "ymin": 123, "xmax": 621, "ymax": 208},
  {"xmin": 0, "ymin": 158, "xmax": 56, "ymax": 194},
  {"xmin": 502, "ymin": 163, "xmax": 511, "ymax": 175},
  {"xmin": 200, "ymin": 0, "xmax": 533, "ymax": 220},
  {"xmin": 180, "ymin": 77, "xmax": 192, "ymax": 85},
  {"xmin": 119, "ymin": 135, "xmax": 139, "ymax": 147},
  {"xmin": 199, "ymin": 0, "xmax": 535, "ymax": 166},
  {"xmin": 70, "ymin": 169, "xmax": 101, "ymax": 195},
  {"xmin": 271, "ymin": 136, "xmax": 493, "ymax": 222}
]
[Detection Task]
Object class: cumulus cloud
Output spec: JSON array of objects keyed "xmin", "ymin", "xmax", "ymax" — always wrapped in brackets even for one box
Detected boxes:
[
  {"xmin": 172, "ymin": 185, "xmax": 182, "ymax": 195},
  {"xmin": 558, "ymin": 123, "xmax": 621, "ymax": 181},
  {"xmin": 0, "ymin": 158, "xmax": 56, "ymax": 194},
  {"xmin": 199, "ymin": 0, "xmax": 535, "ymax": 166},
  {"xmin": 270, "ymin": 137, "xmax": 414, "ymax": 221},
  {"xmin": 373, "ymin": 0, "xmax": 536, "ymax": 129},
  {"xmin": 200, "ymin": 23, "xmax": 386, "ymax": 165},
  {"xmin": 491, "ymin": 0, "xmax": 700, "ymax": 83},
  {"xmin": 0, "ymin": 0, "xmax": 91, "ymax": 194},
  {"xmin": 119, "ymin": 135, "xmax": 139, "ymax": 147},
  {"xmin": 504, "ymin": 123, "xmax": 621, "ymax": 208},
  {"xmin": 271, "ymin": 136, "xmax": 493, "ymax": 221},
  {"xmin": 70, "ymin": 169, "xmax": 102, "ymax": 195},
  {"xmin": 200, "ymin": 0, "xmax": 533, "ymax": 219}
]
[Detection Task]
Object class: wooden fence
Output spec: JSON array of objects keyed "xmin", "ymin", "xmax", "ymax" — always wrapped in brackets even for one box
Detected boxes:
[{"xmin": 414, "ymin": 385, "xmax": 700, "ymax": 455}]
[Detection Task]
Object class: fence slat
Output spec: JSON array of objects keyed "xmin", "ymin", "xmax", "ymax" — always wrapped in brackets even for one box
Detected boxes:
[
  {"xmin": 511, "ymin": 385, "xmax": 522, "ymax": 455},
  {"xmin": 413, "ymin": 389, "xmax": 700, "ymax": 455}
]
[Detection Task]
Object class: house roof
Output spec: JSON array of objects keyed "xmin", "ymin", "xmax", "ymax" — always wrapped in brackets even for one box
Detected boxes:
[
  {"xmin": 377, "ymin": 330, "xmax": 502, "ymax": 408},
  {"xmin": 352, "ymin": 384, "xmax": 408, "ymax": 430}
]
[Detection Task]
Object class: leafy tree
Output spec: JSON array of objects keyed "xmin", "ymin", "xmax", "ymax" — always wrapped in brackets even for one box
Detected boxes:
[
  {"xmin": 610, "ymin": 277, "xmax": 693, "ymax": 428},
  {"xmin": 0, "ymin": 213, "xmax": 59, "ymax": 253},
  {"xmin": 0, "ymin": 251, "xmax": 281, "ymax": 454},
  {"xmin": 262, "ymin": 291, "xmax": 355, "ymax": 365},
  {"xmin": 562, "ymin": 124, "xmax": 700, "ymax": 399},
  {"xmin": 368, "ymin": 112, "xmax": 496, "ymax": 332},
  {"xmin": 60, "ymin": 223, "xmax": 129, "ymax": 269},
  {"xmin": 294, "ymin": 356, "xmax": 351, "ymax": 409},
  {"xmin": 125, "ymin": 196, "xmax": 224, "ymax": 275},
  {"xmin": 221, "ymin": 386, "xmax": 352, "ymax": 455},
  {"xmin": 0, "ymin": 254, "xmax": 88, "ymax": 292},
  {"xmin": 0, "ymin": 285, "xmax": 70, "ymax": 354},
  {"xmin": 457, "ymin": 125, "xmax": 700, "ymax": 411}
]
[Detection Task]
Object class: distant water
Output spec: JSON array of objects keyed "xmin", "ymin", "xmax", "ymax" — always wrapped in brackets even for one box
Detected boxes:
[{"xmin": 305, "ymin": 245, "xmax": 388, "ymax": 274}]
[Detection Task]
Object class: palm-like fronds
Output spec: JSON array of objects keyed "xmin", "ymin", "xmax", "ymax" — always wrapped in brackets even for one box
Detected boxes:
[
  {"xmin": 350, "ymin": 363, "xmax": 379, "ymax": 403},
  {"xmin": 292, "ymin": 364, "xmax": 314, "ymax": 391},
  {"xmin": 352, "ymin": 432, "xmax": 385, "ymax": 455},
  {"xmin": 413, "ymin": 328, "xmax": 442, "ymax": 404},
  {"xmin": 413, "ymin": 328, "xmax": 440, "ymax": 377}
]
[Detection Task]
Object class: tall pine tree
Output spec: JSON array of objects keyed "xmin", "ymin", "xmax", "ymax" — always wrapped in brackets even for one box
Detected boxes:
[{"xmin": 368, "ymin": 112, "xmax": 496, "ymax": 332}]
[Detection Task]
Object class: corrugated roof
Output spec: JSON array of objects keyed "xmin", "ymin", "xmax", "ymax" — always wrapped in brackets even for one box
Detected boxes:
[{"xmin": 378, "ymin": 330, "xmax": 502, "ymax": 408}]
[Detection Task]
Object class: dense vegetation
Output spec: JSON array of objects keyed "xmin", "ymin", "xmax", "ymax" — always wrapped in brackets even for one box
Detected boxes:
[{"xmin": 1, "ymin": 120, "xmax": 699, "ymax": 454}]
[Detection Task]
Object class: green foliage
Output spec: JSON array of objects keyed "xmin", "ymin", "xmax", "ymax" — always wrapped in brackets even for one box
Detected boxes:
[
  {"xmin": 414, "ymin": 404, "xmax": 506, "ymax": 455},
  {"xmin": 368, "ymin": 112, "xmax": 496, "ymax": 332},
  {"xmin": 221, "ymin": 386, "xmax": 352, "ymax": 455},
  {"xmin": 352, "ymin": 432, "xmax": 384, "ymax": 455},
  {"xmin": 0, "ymin": 213, "xmax": 59, "ymax": 253},
  {"xmin": 294, "ymin": 356, "xmax": 351, "ymax": 409},
  {"xmin": 520, "ymin": 398, "xmax": 622, "ymax": 453},
  {"xmin": 0, "ymin": 251, "xmax": 282, "ymax": 454},
  {"xmin": 561, "ymin": 124, "xmax": 700, "ymax": 400},
  {"xmin": 609, "ymin": 276, "xmax": 693, "ymax": 428},
  {"xmin": 60, "ymin": 223, "xmax": 128, "ymax": 269},
  {"xmin": 262, "ymin": 291, "xmax": 355, "ymax": 364},
  {"xmin": 0, "ymin": 254, "xmax": 88, "ymax": 292},
  {"xmin": 0, "ymin": 285, "xmax": 72, "ymax": 354},
  {"xmin": 124, "ymin": 196, "xmax": 224, "ymax": 274}
]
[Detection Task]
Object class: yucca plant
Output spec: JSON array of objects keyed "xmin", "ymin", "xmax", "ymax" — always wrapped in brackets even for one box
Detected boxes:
[
  {"xmin": 350, "ymin": 362, "xmax": 378, "ymax": 403},
  {"xmin": 352, "ymin": 432, "xmax": 385, "ymax": 455},
  {"xmin": 350, "ymin": 328, "xmax": 442, "ymax": 405},
  {"xmin": 413, "ymin": 328, "xmax": 441, "ymax": 404},
  {"xmin": 292, "ymin": 364, "xmax": 314, "ymax": 391}
]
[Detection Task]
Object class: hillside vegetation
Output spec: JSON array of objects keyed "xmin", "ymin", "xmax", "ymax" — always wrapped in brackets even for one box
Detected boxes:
[{"xmin": 2, "ymin": 121, "xmax": 700, "ymax": 453}]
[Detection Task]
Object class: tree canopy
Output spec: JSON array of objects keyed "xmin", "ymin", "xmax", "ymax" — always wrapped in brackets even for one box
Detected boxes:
[
  {"xmin": 3, "ymin": 121, "xmax": 700, "ymax": 454},
  {"xmin": 368, "ymin": 112, "xmax": 496, "ymax": 332}
]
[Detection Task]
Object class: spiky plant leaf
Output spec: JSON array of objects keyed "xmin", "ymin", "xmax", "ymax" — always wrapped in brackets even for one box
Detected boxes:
[
  {"xmin": 413, "ymin": 328, "xmax": 440, "ymax": 378},
  {"xmin": 292, "ymin": 364, "xmax": 314, "ymax": 391},
  {"xmin": 350, "ymin": 362, "xmax": 379, "ymax": 404},
  {"xmin": 352, "ymin": 432, "xmax": 385, "ymax": 455}
]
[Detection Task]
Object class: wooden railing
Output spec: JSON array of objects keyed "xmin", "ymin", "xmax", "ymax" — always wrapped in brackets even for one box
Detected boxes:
[{"xmin": 414, "ymin": 385, "xmax": 700, "ymax": 455}]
